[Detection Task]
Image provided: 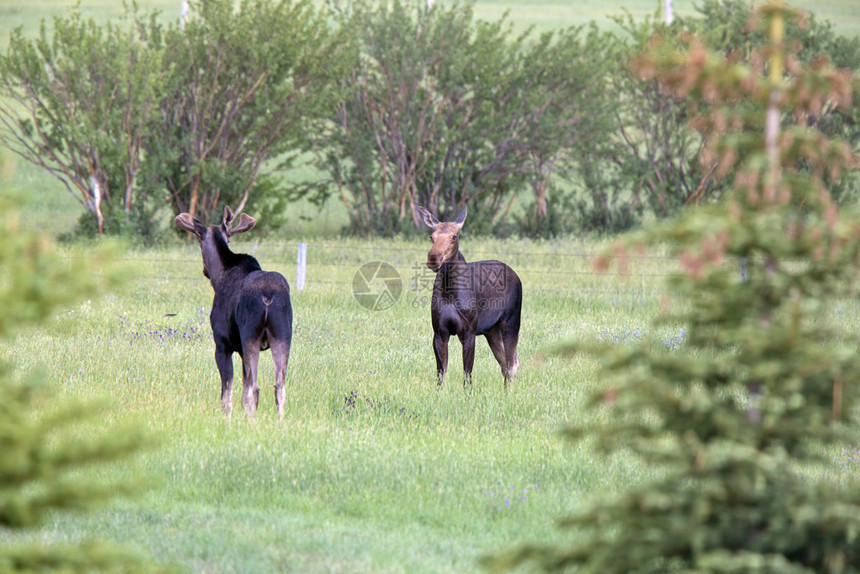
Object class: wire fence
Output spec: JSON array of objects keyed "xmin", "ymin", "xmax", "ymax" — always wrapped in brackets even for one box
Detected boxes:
[
  {"xmin": 63, "ymin": 240, "xmax": 860, "ymax": 306},
  {"xmin": 69, "ymin": 240, "xmax": 777, "ymax": 302}
]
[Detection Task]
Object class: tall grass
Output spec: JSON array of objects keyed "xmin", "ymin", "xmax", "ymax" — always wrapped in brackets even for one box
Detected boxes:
[
  {"xmin": 5, "ymin": 235, "xmax": 856, "ymax": 572},
  {"xmin": 4, "ymin": 205, "xmax": 860, "ymax": 573},
  {"xmin": 0, "ymin": 234, "xmax": 700, "ymax": 572}
]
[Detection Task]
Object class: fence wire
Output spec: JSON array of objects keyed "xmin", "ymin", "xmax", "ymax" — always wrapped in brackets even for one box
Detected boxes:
[{"xmin": 63, "ymin": 241, "xmax": 858, "ymax": 303}]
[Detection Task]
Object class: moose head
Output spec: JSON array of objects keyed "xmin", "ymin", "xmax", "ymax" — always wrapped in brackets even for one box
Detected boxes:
[
  {"xmin": 175, "ymin": 206, "xmax": 257, "ymax": 283},
  {"xmin": 417, "ymin": 206, "xmax": 467, "ymax": 272}
]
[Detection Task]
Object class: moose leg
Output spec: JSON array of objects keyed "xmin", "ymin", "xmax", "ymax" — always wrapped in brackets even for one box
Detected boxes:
[
  {"xmin": 214, "ymin": 346, "xmax": 234, "ymax": 418},
  {"xmin": 433, "ymin": 331, "xmax": 449, "ymax": 387},
  {"xmin": 484, "ymin": 327, "xmax": 508, "ymax": 383},
  {"xmin": 270, "ymin": 338, "xmax": 291, "ymax": 421},
  {"xmin": 502, "ymin": 325, "xmax": 520, "ymax": 388},
  {"xmin": 459, "ymin": 331, "xmax": 476, "ymax": 390},
  {"xmin": 240, "ymin": 343, "xmax": 261, "ymax": 418}
]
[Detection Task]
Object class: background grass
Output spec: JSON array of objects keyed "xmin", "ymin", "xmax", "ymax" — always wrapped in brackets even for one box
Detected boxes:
[
  {"xmin": 5, "ymin": 235, "xmax": 857, "ymax": 572},
  {"xmin": 1, "ymin": 1, "xmax": 859, "ymax": 572},
  {"xmin": 2, "ymin": 234, "xmax": 683, "ymax": 572},
  {"xmin": 3, "ymin": 0, "xmax": 859, "ymax": 39}
]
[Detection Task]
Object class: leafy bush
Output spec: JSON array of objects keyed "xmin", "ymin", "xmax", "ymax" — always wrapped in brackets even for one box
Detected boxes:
[
  {"xmin": 305, "ymin": 0, "xmax": 609, "ymax": 235},
  {"xmin": 0, "ymin": 5, "xmax": 164, "ymax": 236},
  {"xmin": 1, "ymin": 0, "xmax": 857, "ymax": 239},
  {"xmin": 151, "ymin": 0, "xmax": 351, "ymax": 227}
]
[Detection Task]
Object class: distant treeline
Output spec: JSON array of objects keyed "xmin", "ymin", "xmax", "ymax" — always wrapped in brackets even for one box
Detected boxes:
[{"xmin": 0, "ymin": 0, "xmax": 857, "ymax": 240}]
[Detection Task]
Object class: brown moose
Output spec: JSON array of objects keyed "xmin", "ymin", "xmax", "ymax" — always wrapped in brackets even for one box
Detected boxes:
[{"xmin": 417, "ymin": 206, "xmax": 522, "ymax": 389}]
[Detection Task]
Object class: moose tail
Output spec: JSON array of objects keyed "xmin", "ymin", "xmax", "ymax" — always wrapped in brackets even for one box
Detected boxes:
[{"xmin": 262, "ymin": 296, "xmax": 273, "ymax": 322}]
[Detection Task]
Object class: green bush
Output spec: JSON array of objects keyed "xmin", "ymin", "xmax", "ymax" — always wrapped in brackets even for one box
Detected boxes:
[
  {"xmin": 151, "ymin": 0, "xmax": 351, "ymax": 227},
  {"xmin": 306, "ymin": 0, "xmax": 609, "ymax": 235},
  {"xmin": 1, "ymin": 0, "xmax": 857, "ymax": 239}
]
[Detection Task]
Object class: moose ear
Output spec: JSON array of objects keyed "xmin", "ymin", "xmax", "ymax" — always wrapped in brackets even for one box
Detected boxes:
[
  {"xmin": 454, "ymin": 206, "xmax": 467, "ymax": 227},
  {"xmin": 417, "ymin": 206, "xmax": 440, "ymax": 229},
  {"xmin": 222, "ymin": 205, "xmax": 236, "ymax": 229},
  {"xmin": 175, "ymin": 213, "xmax": 204, "ymax": 237},
  {"xmin": 226, "ymin": 213, "xmax": 256, "ymax": 237}
]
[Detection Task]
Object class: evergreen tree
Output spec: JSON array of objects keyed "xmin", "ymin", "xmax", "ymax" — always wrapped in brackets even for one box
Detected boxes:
[
  {"xmin": 491, "ymin": 1, "xmax": 860, "ymax": 572},
  {"xmin": 0, "ymin": 153, "xmax": 167, "ymax": 572}
]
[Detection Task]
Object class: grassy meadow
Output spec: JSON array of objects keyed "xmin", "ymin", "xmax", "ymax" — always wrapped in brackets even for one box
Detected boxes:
[
  {"xmin": 3, "ymin": 169, "xmax": 686, "ymax": 571},
  {"xmin": 6, "ymin": 160, "xmax": 860, "ymax": 572},
  {"xmin": 1, "ymin": 1, "xmax": 860, "ymax": 573}
]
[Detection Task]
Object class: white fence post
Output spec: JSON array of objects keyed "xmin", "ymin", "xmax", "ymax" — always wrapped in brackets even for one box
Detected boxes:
[{"xmin": 297, "ymin": 242, "xmax": 307, "ymax": 291}]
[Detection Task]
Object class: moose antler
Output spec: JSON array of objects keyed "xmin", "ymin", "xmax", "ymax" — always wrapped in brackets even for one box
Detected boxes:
[{"xmin": 222, "ymin": 205, "xmax": 256, "ymax": 237}]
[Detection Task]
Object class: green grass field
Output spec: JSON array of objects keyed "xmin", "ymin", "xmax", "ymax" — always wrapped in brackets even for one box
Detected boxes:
[
  {"xmin": 1, "ymin": 0, "xmax": 860, "ymax": 572},
  {"xmin": 2, "ymin": 0, "xmax": 859, "ymax": 40},
  {"xmin": 5, "ymin": 199, "xmax": 860, "ymax": 571},
  {"xmin": 4, "ymin": 222, "xmax": 858, "ymax": 572},
  {"xmin": 3, "ymin": 227, "xmax": 687, "ymax": 572}
]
